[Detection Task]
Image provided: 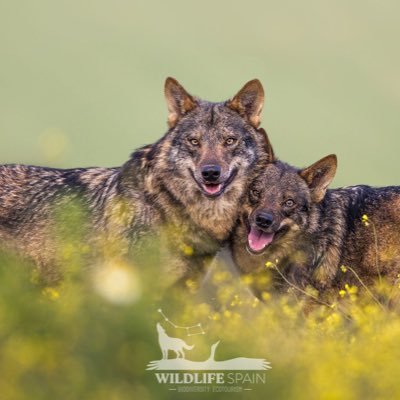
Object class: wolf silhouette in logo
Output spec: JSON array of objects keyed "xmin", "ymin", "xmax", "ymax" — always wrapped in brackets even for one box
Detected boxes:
[{"xmin": 156, "ymin": 323, "xmax": 194, "ymax": 360}]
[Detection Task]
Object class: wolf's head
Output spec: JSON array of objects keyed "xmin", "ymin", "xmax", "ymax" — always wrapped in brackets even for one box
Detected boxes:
[
  {"xmin": 242, "ymin": 151, "xmax": 337, "ymax": 255},
  {"xmin": 154, "ymin": 78, "xmax": 269, "ymax": 200},
  {"xmin": 156, "ymin": 323, "xmax": 165, "ymax": 334},
  {"xmin": 121, "ymin": 78, "xmax": 270, "ymax": 242}
]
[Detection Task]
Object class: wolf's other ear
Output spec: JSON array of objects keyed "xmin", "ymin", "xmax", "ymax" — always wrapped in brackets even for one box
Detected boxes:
[
  {"xmin": 164, "ymin": 77, "xmax": 197, "ymax": 128},
  {"xmin": 228, "ymin": 79, "xmax": 264, "ymax": 128},
  {"xmin": 257, "ymin": 128, "xmax": 275, "ymax": 162},
  {"xmin": 300, "ymin": 154, "xmax": 337, "ymax": 203}
]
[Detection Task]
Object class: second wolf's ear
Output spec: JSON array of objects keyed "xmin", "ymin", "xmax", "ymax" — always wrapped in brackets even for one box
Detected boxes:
[
  {"xmin": 257, "ymin": 128, "xmax": 275, "ymax": 162},
  {"xmin": 300, "ymin": 154, "xmax": 337, "ymax": 203},
  {"xmin": 228, "ymin": 79, "xmax": 264, "ymax": 128},
  {"xmin": 164, "ymin": 77, "xmax": 197, "ymax": 128}
]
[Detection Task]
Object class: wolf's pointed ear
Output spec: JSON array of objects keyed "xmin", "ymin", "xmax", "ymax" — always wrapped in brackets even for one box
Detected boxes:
[
  {"xmin": 228, "ymin": 79, "xmax": 264, "ymax": 128},
  {"xmin": 300, "ymin": 154, "xmax": 337, "ymax": 203},
  {"xmin": 164, "ymin": 77, "xmax": 197, "ymax": 128},
  {"xmin": 257, "ymin": 128, "xmax": 275, "ymax": 162}
]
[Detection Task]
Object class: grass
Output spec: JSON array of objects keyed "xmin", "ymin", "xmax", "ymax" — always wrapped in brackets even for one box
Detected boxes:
[{"xmin": 1, "ymin": 218, "xmax": 400, "ymax": 400}]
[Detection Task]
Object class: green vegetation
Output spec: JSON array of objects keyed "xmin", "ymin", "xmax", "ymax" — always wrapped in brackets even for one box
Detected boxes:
[{"xmin": 1, "ymin": 234, "xmax": 400, "ymax": 399}]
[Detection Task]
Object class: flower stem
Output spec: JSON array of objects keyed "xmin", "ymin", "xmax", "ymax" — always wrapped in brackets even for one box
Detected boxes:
[{"xmin": 345, "ymin": 265, "xmax": 386, "ymax": 311}]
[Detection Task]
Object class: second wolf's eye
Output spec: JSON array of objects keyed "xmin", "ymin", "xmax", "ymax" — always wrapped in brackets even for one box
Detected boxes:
[
  {"xmin": 284, "ymin": 199, "xmax": 295, "ymax": 208},
  {"xmin": 251, "ymin": 189, "xmax": 260, "ymax": 198},
  {"xmin": 189, "ymin": 138, "xmax": 199, "ymax": 146},
  {"xmin": 225, "ymin": 137, "xmax": 237, "ymax": 146}
]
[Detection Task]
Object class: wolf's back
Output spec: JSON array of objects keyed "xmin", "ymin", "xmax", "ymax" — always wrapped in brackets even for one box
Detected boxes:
[
  {"xmin": 0, "ymin": 163, "xmax": 120, "ymax": 218},
  {"xmin": 0, "ymin": 163, "xmax": 121, "ymax": 264}
]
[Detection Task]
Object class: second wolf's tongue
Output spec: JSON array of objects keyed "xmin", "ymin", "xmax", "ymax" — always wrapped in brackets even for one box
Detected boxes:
[{"xmin": 248, "ymin": 226, "xmax": 274, "ymax": 252}]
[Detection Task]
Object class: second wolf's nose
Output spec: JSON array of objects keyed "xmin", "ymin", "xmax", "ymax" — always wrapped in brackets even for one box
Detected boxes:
[
  {"xmin": 255, "ymin": 212, "xmax": 274, "ymax": 229},
  {"xmin": 201, "ymin": 165, "xmax": 221, "ymax": 182}
]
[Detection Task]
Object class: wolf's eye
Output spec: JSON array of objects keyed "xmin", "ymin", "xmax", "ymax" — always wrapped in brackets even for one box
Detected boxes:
[
  {"xmin": 225, "ymin": 137, "xmax": 237, "ymax": 146},
  {"xmin": 251, "ymin": 189, "xmax": 260, "ymax": 198},
  {"xmin": 284, "ymin": 199, "xmax": 295, "ymax": 208},
  {"xmin": 189, "ymin": 138, "xmax": 199, "ymax": 146}
]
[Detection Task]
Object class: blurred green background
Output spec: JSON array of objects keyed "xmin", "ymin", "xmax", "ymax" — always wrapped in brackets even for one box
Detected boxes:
[{"xmin": 1, "ymin": 0, "xmax": 400, "ymax": 186}]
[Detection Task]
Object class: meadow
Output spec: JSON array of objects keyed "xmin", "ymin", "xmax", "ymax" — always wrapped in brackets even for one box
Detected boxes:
[
  {"xmin": 1, "ymin": 223, "xmax": 400, "ymax": 400},
  {"xmin": 1, "ymin": 1, "xmax": 400, "ymax": 399}
]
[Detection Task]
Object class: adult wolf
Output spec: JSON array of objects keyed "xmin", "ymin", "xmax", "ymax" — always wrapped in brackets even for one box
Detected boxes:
[
  {"xmin": 231, "ymin": 142, "xmax": 400, "ymax": 295},
  {"xmin": 0, "ymin": 78, "xmax": 269, "ymax": 285}
]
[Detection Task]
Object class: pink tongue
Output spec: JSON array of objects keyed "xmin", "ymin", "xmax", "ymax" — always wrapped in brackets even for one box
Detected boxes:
[
  {"xmin": 203, "ymin": 184, "xmax": 222, "ymax": 194},
  {"xmin": 248, "ymin": 226, "xmax": 274, "ymax": 252}
]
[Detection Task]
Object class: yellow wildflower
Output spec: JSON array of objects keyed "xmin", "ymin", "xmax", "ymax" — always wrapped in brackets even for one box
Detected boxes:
[
  {"xmin": 208, "ymin": 313, "xmax": 220, "ymax": 321},
  {"xmin": 180, "ymin": 244, "xmax": 194, "ymax": 256},
  {"xmin": 362, "ymin": 214, "xmax": 369, "ymax": 226},
  {"xmin": 345, "ymin": 284, "xmax": 358, "ymax": 294},
  {"xmin": 252, "ymin": 298, "xmax": 260, "ymax": 308},
  {"xmin": 241, "ymin": 275, "xmax": 254, "ymax": 285},
  {"xmin": 224, "ymin": 310, "xmax": 232, "ymax": 318},
  {"xmin": 261, "ymin": 291, "xmax": 271, "ymax": 301},
  {"xmin": 265, "ymin": 261, "xmax": 274, "ymax": 269},
  {"xmin": 42, "ymin": 287, "xmax": 60, "ymax": 300},
  {"xmin": 185, "ymin": 279, "xmax": 198, "ymax": 291}
]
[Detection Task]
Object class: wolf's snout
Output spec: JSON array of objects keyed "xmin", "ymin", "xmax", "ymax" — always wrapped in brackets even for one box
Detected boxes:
[
  {"xmin": 201, "ymin": 165, "xmax": 221, "ymax": 182},
  {"xmin": 255, "ymin": 212, "xmax": 274, "ymax": 229}
]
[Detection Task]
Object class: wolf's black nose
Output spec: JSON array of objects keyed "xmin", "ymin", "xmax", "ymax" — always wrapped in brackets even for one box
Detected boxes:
[
  {"xmin": 255, "ymin": 212, "xmax": 274, "ymax": 229},
  {"xmin": 201, "ymin": 165, "xmax": 221, "ymax": 182}
]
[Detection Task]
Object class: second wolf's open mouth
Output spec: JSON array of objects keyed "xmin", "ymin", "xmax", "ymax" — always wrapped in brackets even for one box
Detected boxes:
[{"xmin": 247, "ymin": 226, "xmax": 275, "ymax": 253}]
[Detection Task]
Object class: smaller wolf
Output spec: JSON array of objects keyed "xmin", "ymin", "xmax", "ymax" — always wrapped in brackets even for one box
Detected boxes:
[
  {"xmin": 156, "ymin": 323, "xmax": 194, "ymax": 359},
  {"xmin": 231, "ymin": 140, "xmax": 400, "ymax": 295}
]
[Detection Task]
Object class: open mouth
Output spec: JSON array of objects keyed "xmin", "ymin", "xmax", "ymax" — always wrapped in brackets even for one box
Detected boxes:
[
  {"xmin": 247, "ymin": 226, "xmax": 275, "ymax": 254},
  {"xmin": 191, "ymin": 169, "xmax": 238, "ymax": 198},
  {"xmin": 201, "ymin": 183, "xmax": 223, "ymax": 196}
]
